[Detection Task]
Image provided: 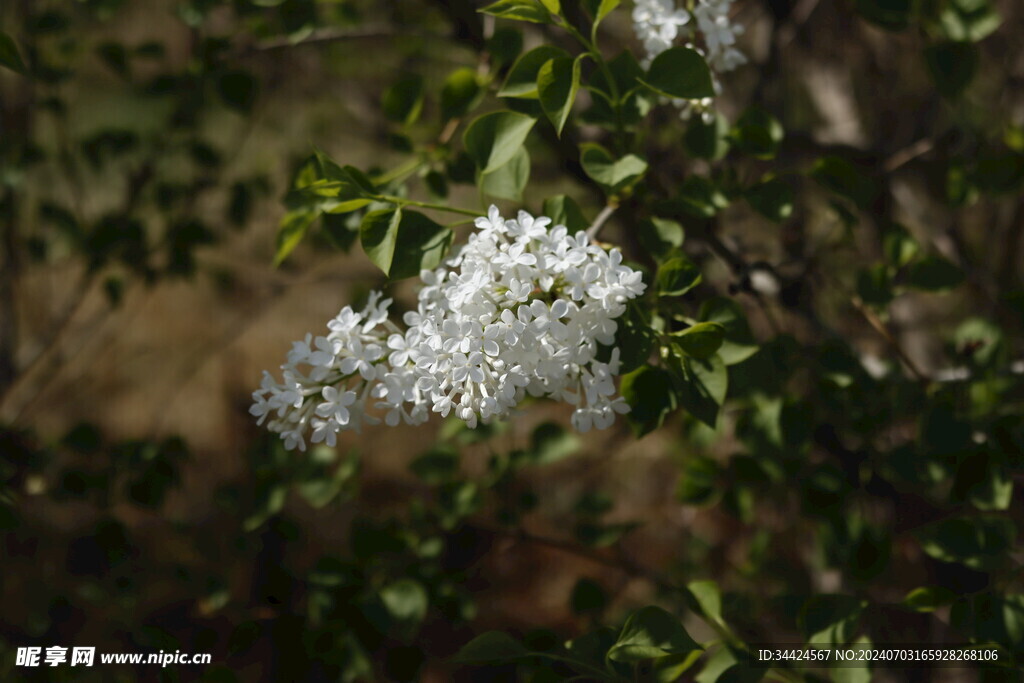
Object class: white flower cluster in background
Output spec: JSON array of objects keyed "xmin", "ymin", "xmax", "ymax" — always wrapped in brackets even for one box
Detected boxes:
[
  {"xmin": 632, "ymin": 0, "xmax": 746, "ymax": 119},
  {"xmin": 251, "ymin": 206, "xmax": 647, "ymax": 451}
]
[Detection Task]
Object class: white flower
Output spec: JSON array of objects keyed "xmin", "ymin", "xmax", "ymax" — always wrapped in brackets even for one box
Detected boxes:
[
  {"xmin": 632, "ymin": 0, "xmax": 746, "ymax": 118},
  {"xmin": 252, "ymin": 205, "xmax": 647, "ymax": 450}
]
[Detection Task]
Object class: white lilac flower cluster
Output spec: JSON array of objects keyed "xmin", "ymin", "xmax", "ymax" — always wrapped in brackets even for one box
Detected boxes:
[
  {"xmin": 250, "ymin": 206, "xmax": 647, "ymax": 451},
  {"xmin": 632, "ymin": 0, "xmax": 746, "ymax": 120}
]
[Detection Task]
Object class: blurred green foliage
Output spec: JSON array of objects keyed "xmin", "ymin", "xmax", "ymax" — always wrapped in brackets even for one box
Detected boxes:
[{"xmin": 1, "ymin": 0, "xmax": 1024, "ymax": 681}]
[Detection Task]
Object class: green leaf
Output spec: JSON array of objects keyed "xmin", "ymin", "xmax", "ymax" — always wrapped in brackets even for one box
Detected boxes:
[
  {"xmin": 0, "ymin": 31, "xmax": 28, "ymax": 75},
  {"xmin": 380, "ymin": 579, "xmax": 429, "ymax": 626},
  {"xmin": 811, "ymin": 155, "xmax": 878, "ymax": 210},
  {"xmin": 855, "ymin": 0, "xmax": 912, "ymax": 31},
  {"xmin": 274, "ymin": 211, "xmax": 316, "ymax": 266},
  {"xmin": 607, "ymin": 606, "xmax": 701, "ymax": 662},
  {"xmin": 621, "ymin": 366, "xmax": 677, "ymax": 437},
  {"xmin": 538, "ymin": 55, "xmax": 583, "ymax": 136},
  {"xmin": 917, "ymin": 516, "xmax": 1016, "ymax": 570},
  {"xmin": 479, "ymin": 0, "xmax": 554, "ymax": 24},
  {"xmin": 672, "ymin": 323, "xmax": 726, "ymax": 360},
  {"xmin": 675, "ymin": 355, "xmax": 728, "ymax": 427},
  {"xmin": 441, "ymin": 68, "xmax": 484, "ymax": 120},
  {"xmin": 657, "ymin": 256, "xmax": 702, "ymax": 296},
  {"xmin": 463, "ymin": 111, "xmax": 536, "ymax": 173},
  {"xmin": 882, "ymin": 225, "xmax": 920, "ymax": 268},
  {"xmin": 640, "ymin": 47, "xmax": 715, "ymax": 99},
  {"xmin": 538, "ymin": 0, "xmax": 561, "ymax": 15},
  {"xmin": 799, "ymin": 594, "xmax": 866, "ymax": 645},
  {"xmin": 953, "ymin": 317, "xmax": 1003, "ymax": 366},
  {"xmin": 745, "ymin": 177, "xmax": 794, "ymax": 222},
  {"xmin": 684, "ymin": 112, "xmax": 730, "ymax": 160},
  {"xmin": 580, "ymin": 143, "xmax": 647, "ymax": 192},
  {"xmin": 453, "ymin": 632, "xmax": 532, "ymax": 663},
  {"xmin": 670, "ymin": 175, "xmax": 729, "ymax": 217},
  {"xmin": 902, "ymin": 586, "xmax": 957, "ymax": 613},
  {"xmin": 924, "ymin": 41, "xmax": 978, "ymax": 98},
  {"xmin": 939, "ymin": 0, "xmax": 1001, "ymax": 41},
  {"xmin": 677, "ymin": 455, "xmax": 719, "ymax": 505},
  {"xmin": 360, "ymin": 209, "xmax": 453, "ymax": 280},
  {"xmin": 904, "ymin": 255, "xmax": 964, "ymax": 292},
  {"xmin": 480, "ymin": 146, "xmax": 531, "ymax": 201},
  {"xmin": 610, "ymin": 303, "xmax": 657, "ymax": 372},
  {"xmin": 529, "ymin": 422, "xmax": 580, "ymax": 464},
  {"xmin": 499, "ymin": 46, "xmax": 570, "ymax": 98},
  {"xmin": 382, "ymin": 73, "xmax": 425, "ymax": 125},
  {"xmin": 586, "ymin": 0, "xmax": 622, "ymax": 29},
  {"xmin": 638, "ymin": 217, "xmax": 684, "ymax": 258},
  {"xmin": 699, "ymin": 298, "xmax": 758, "ymax": 365},
  {"xmin": 542, "ymin": 195, "xmax": 589, "ymax": 232},
  {"xmin": 570, "ymin": 578, "xmax": 607, "ymax": 616},
  {"xmin": 732, "ymin": 107, "xmax": 784, "ymax": 159},
  {"xmin": 589, "ymin": 0, "xmax": 618, "ymax": 27},
  {"xmin": 216, "ymin": 70, "xmax": 259, "ymax": 112},
  {"xmin": 410, "ymin": 448, "xmax": 460, "ymax": 484}
]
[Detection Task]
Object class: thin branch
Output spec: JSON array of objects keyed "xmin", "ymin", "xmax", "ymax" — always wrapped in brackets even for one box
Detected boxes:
[
  {"xmin": 235, "ymin": 26, "xmax": 430, "ymax": 56},
  {"xmin": 0, "ymin": 270, "xmax": 94, "ymax": 419},
  {"xmin": 883, "ymin": 137, "xmax": 935, "ymax": 173},
  {"xmin": 849, "ymin": 294, "xmax": 929, "ymax": 382},
  {"xmin": 585, "ymin": 204, "xmax": 618, "ymax": 240}
]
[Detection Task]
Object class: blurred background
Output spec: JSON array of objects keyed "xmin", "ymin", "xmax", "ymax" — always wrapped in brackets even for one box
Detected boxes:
[{"xmin": 1, "ymin": 0, "xmax": 1023, "ymax": 681}]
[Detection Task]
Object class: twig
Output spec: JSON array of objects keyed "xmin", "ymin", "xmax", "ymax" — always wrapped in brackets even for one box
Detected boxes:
[
  {"xmin": 585, "ymin": 204, "xmax": 617, "ymax": 240},
  {"xmin": 849, "ymin": 294, "xmax": 929, "ymax": 382},
  {"xmin": 235, "ymin": 26, "xmax": 428, "ymax": 56},
  {"xmin": 883, "ymin": 138, "xmax": 935, "ymax": 173},
  {"xmin": 477, "ymin": 522, "xmax": 674, "ymax": 591},
  {"xmin": 0, "ymin": 270, "xmax": 95, "ymax": 419}
]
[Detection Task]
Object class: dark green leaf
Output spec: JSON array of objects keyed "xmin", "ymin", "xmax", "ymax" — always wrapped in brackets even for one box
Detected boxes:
[
  {"xmin": 621, "ymin": 366, "xmax": 677, "ymax": 437},
  {"xmin": 924, "ymin": 41, "xmax": 978, "ymax": 98},
  {"xmin": 543, "ymin": 195, "xmax": 589, "ymax": 232},
  {"xmin": 570, "ymin": 578, "xmax": 607, "ymax": 616},
  {"xmin": 657, "ymin": 256, "xmax": 702, "ymax": 296},
  {"xmin": 672, "ymin": 322, "xmax": 726, "ymax": 359},
  {"xmin": 463, "ymin": 111, "xmax": 536, "ymax": 173},
  {"xmin": 904, "ymin": 255, "xmax": 964, "ymax": 292},
  {"xmin": 917, "ymin": 516, "xmax": 1016, "ymax": 570},
  {"xmin": 216, "ymin": 70, "xmax": 259, "ymax": 112},
  {"xmin": 684, "ymin": 112, "xmax": 730, "ymax": 160},
  {"xmin": 902, "ymin": 586, "xmax": 957, "ymax": 612},
  {"xmin": 745, "ymin": 177, "xmax": 794, "ymax": 221},
  {"xmin": 580, "ymin": 143, "xmax": 647, "ymax": 192},
  {"xmin": 675, "ymin": 355, "xmax": 728, "ymax": 427},
  {"xmin": 479, "ymin": 0, "xmax": 554, "ymax": 24},
  {"xmin": 441, "ymin": 67, "xmax": 484, "ymax": 121},
  {"xmin": 640, "ymin": 47, "xmax": 714, "ymax": 99},
  {"xmin": 538, "ymin": 55, "xmax": 583, "ymax": 136},
  {"xmin": 732, "ymin": 107, "xmax": 784, "ymax": 159},
  {"xmin": 529, "ymin": 422, "xmax": 580, "ymax": 464},
  {"xmin": 499, "ymin": 46, "xmax": 570, "ymax": 98},
  {"xmin": 453, "ymin": 632, "xmax": 531, "ymax": 663},
  {"xmin": 382, "ymin": 73, "xmax": 425, "ymax": 125},
  {"xmin": 0, "ymin": 31, "xmax": 28, "ymax": 75},
  {"xmin": 699, "ymin": 298, "xmax": 758, "ymax": 365},
  {"xmin": 360, "ymin": 209, "xmax": 453, "ymax": 279},
  {"xmin": 607, "ymin": 606, "xmax": 701, "ymax": 662},
  {"xmin": 811, "ymin": 155, "xmax": 878, "ymax": 210},
  {"xmin": 274, "ymin": 211, "xmax": 316, "ymax": 266},
  {"xmin": 855, "ymin": 0, "xmax": 912, "ymax": 30},
  {"xmin": 638, "ymin": 217, "xmax": 684, "ymax": 258}
]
